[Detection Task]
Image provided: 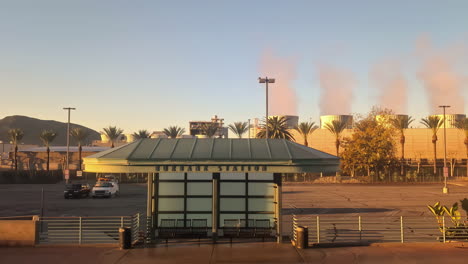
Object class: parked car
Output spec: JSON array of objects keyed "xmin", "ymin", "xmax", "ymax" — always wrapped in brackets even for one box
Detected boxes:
[
  {"xmin": 97, "ymin": 174, "xmax": 118, "ymax": 184},
  {"xmin": 64, "ymin": 183, "xmax": 91, "ymax": 199},
  {"xmin": 91, "ymin": 181, "xmax": 119, "ymax": 198}
]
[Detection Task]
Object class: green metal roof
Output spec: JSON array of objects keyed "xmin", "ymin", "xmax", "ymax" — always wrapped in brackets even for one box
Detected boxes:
[{"xmin": 83, "ymin": 138, "xmax": 339, "ymax": 173}]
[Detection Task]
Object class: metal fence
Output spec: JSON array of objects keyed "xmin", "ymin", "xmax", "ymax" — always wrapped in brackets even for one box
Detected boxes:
[
  {"xmin": 38, "ymin": 213, "xmax": 141, "ymax": 245},
  {"xmin": 291, "ymin": 215, "xmax": 466, "ymax": 246}
]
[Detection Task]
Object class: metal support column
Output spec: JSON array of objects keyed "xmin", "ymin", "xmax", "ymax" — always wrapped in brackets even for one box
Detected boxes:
[
  {"xmin": 212, "ymin": 173, "xmax": 220, "ymax": 242},
  {"xmin": 152, "ymin": 173, "xmax": 158, "ymax": 241},
  {"xmin": 146, "ymin": 173, "xmax": 153, "ymax": 242},
  {"xmin": 274, "ymin": 173, "xmax": 282, "ymax": 243}
]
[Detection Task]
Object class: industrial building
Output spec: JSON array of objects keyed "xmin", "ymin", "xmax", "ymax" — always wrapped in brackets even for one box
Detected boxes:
[
  {"xmin": 320, "ymin": 115, "xmax": 353, "ymax": 129},
  {"xmin": 189, "ymin": 115, "xmax": 228, "ymax": 138}
]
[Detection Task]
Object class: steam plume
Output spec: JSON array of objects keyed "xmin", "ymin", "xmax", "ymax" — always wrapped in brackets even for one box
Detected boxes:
[
  {"xmin": 416, "ymin": 36, "xmax": 466, "ymax": 113},
  {"xmin": 259, "ymin": 50, "xmax": 297, "ymax": 116},
  {"xmin": 370, "ymin": 60, "xmax": 408, "ymax": 114},
  {"xmin": 318, "ymin": 65, "xmax": 355, "ymax": 115}
]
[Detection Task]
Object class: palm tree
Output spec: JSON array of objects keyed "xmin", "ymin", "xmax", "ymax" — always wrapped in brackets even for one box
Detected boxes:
[
  {"xmin": 421, "ymin": 116, "xmax": 443, "ymax": 174},
  {"xmin": 102, "ymin": 126, "xmax": 124, "ymax": 148},
  {"xmin": 200, "ymin": 123, "xmax": 219, "ymax": 138},
  {"xmin": 390, "ymin": 116, "xmax": 414, "ymax": 175},
  {"xmin": 454, "ymin": 118, "xmax": 468, "ymax": 176},
  {"xmin": 39, "ymin": 130, "xmax": 57, "ymax": 172},
  {"xmin": 294, "ymin": 122, "xmax": 318, "ymax": 147},
  {"xmin": 256, "ymin": 116, "xmax": 294, "ymax": 141},
  {"xmin": 163, "ymin": 126, "xmax": 185, "ymax": 139},
  {"xmin": 132, "ymin": 130, "xmax": 151, "ymax": 140},
  {"xmin": 70, "ymin": 127, "xmax": 89, "ymax": 171},
  {"xmin": 228, "ymin": 122, "xmax": 249, "ymax": 138},
  {"xmin": 8, "ymin": 128, "xmax": 24, "ymax": 171},
  {"xmin": 323, "ymin": 120, "xmax": 348, "ymax": 157}
]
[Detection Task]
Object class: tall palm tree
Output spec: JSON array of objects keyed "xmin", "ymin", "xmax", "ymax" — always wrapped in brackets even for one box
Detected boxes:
[
  {"xmin": 132, "ymin": 130, "xmax": 151, "ymax": 140},
  {"xmin": 390, "ymin": 116, "xmax": 414, "ymax": 175},
  {"xmin": 39, "ymin": 130, "xmax": 57, "ymax": 172},
  {"xmin": 163, "ymin": 126, "xmax": 185, "ymax": 139},
  {"xmin": 200, "ymin": 123, "xmax": 219, "ymax": 138},
  {"xmin": 256, "ymin": 116, "xmax": 294, "ymax": 141},
  {"xmin": 421, "ymin": 116, "xmax": 443, "ymax": 174},
  {"xmin": 70, "ymin": 127, "xmax": 89, "ymax": 171},
  {"xmin": 323, "ymin": 119, "xmax": 348, "ymax": 157},
  {"xmin": 454, "ymin": 118, "xmax": 468, "ymax": 176},
  {"xmin": 294, "ymin": 122, "xmax": 318, "ymax": 147},
  {"xmin": 102, "ymin": 126, "xmax": 124, "ymax": 148},
  {"xmin": 8, "ymin": 128, "xmax": 24, "ymax": 171},
  {"xmin": 228, "ymin": 122, "xmax": 249, "ymax": 138}
]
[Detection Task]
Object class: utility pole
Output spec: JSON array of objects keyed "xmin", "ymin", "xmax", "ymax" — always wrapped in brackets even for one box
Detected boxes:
[
  {"xmin": 258, "ymin": 77, "xmax": 275, "ymax": 139},
  {"xmin": 63, "ymin": 107, "xmax": 76, "ymax": 183},
  {"xmin": 439, "ymin": 105, "xmax": 450, "ymax": 194}
]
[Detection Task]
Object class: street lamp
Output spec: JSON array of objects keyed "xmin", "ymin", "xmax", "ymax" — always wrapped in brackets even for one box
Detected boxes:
[
  {"xmin": 439, "ymin": 105, "xmax": 450, "ymax": 194},
  {"xmin": 258, "ymin": 77, "xmax": 275, "ymax": 139},
  {"xmin": 63, "ymin": 107, "xmax": 76, "ymax": 183},
  {"xmin": 0, "ymin": 140, "xmax": 3, "ymax": 160},
  {"xmin": 248, "ymin": 119, "xmax": 251, "ymax": 138}
]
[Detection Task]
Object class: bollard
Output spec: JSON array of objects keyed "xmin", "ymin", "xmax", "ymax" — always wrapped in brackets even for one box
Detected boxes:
[
  {"xmin": 119, "ymin": 227, "xmax": 132, "ymax": 249},
  {"xmin": 296, "ymin": 226, "xmax": 308, "ymax": 249}
]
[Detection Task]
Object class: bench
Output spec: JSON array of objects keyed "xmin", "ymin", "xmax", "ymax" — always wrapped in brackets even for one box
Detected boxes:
[
  {"xmin": 222, "ymin": 219, "xmax": 273, "ymax": 242},
  {"xmin": 158, "ymin": 218, "xmax": 209, "ymax": 242}
]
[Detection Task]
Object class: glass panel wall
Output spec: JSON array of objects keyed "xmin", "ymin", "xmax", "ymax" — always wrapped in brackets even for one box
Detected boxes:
[
  {"xmin": 218, "ymin": 172, "xmax": 275, "ymax": 235},
  {"xmin": 159, "ymin": 172, "xmax": 185, "ymax": 180},
  {"xmin": 156, "ymin": 173, "xmax": 212, "ymax": 232},
  {"xmin": 187, "ymin": 182, "xmax": 212, "ymax": 195},
  {"xmin": 220, "ymin": 198, "xmax": 245, "ymax": 211},
  {"xmin": 159, "ymin": 182, "xmax": 184, "ymax": 195},
  {"xmin": 220, "ymin": 182, "xmax": 245, "ymax": 195}
]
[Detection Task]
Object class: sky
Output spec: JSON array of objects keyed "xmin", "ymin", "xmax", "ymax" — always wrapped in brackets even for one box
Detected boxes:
[{"xmin": 1, "ymin": 0, "xmax": 467, "ymax": 133}]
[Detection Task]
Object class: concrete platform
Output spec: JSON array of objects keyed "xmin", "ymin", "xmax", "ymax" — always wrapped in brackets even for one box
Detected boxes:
[{"xmin": 2, "ymin": 242, "xmax": 468, "ymax": 264}]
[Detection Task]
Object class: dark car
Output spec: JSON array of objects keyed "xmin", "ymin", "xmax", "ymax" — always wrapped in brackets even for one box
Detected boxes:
[{"xmin": 64, "ymin": 183, "xmax": 91, "ymax": 199}]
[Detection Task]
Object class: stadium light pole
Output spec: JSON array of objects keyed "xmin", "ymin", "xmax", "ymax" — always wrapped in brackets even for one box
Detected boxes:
[
  {"xmin": 258, "ymin": 77, "xmax": 275, "ymax": 139},
  {"xmin": 63, "ymin": 107, "xmax": 76, "ymax": 183},
  {"xmin": 439, "ymin": 105, "xmax": 450, "ymax": 194}
]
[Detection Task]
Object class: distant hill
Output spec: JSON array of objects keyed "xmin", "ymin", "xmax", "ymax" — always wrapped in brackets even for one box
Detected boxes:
[{"xmin": 0, "ymin": 115, "xmax": 100, "ymax": 146}]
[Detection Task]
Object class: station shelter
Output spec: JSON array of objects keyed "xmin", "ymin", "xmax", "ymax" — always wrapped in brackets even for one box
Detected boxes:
[{"xmin": 83, "ymin": 138, "xmax": 339, "ymax": 243}]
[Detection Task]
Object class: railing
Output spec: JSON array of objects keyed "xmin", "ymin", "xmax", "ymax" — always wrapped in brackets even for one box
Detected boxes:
[
  {"xmin": 38, "ymin": 213, "xmax": 141, "ymax": 245},
  {"xmin": 291, "ymin": 214, "xmax": 466, "ymax": 246}
]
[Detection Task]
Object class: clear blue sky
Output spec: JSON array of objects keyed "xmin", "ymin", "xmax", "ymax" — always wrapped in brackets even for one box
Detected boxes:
[{"xmin": 1, "ymin": 0, "xmax": 467, "ymax": 132}]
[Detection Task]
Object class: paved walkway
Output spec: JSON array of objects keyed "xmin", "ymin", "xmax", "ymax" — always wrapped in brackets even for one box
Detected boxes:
[{"xmin": 2, "ymin": 242, "xmax": 468, "ymax": 263}]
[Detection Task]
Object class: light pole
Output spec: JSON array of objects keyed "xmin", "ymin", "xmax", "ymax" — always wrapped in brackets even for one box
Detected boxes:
[
  {"xmin": 0, "ymin": 140, "xmax": 3, "ymax": 160},
  {"xmin": 258, "ymin": 77, "xmax": 275, "ymax": 139},
  {"xmin": 439, "ymin": 105, "xmax": 450, "ymax": 194},
  {"xmin": 63, "ymin": 107, "xmax": 76, "ymax": 183}
]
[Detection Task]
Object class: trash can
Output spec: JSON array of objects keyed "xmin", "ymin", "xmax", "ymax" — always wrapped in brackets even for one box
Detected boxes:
[
  {"xmin": 296, "ymin": 226, "xmax": 308, "ymax": 249},
  {"xmin": 119, "ymin": 227, "xmax": 132, "ymax": 249}
]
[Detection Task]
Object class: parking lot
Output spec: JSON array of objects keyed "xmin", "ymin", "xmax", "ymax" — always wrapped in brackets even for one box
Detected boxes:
[{"xmin": 1, "ymin": 181, "xmax": 467, "ymax": 219}]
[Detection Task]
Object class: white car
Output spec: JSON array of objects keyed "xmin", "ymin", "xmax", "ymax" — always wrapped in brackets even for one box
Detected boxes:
[{"xmin": 91, "ymin": 182, "xmax": 119, "ymax": 198}]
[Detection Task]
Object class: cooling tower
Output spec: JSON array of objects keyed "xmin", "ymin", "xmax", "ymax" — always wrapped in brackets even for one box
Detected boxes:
[
  {"xmin": 320, "ymin": 115, "xmax": 353, "ymax": 129},
  {"xmin": 269, "ymin": 115, "xmax": 299, "ymax": 129},
  {"xmin": 100, "ymin": 133, "xmax": 109, "ymax": 143},
  {"xmin": 125, "ymin": 134, "xmax": 135, "ymax": 143},
  {"xmin": 429, "ymin": 114, "xmax": 466, "ymax": 128},
  {"xmin": 376, "ymin": 114, "xmax": 410, "ymax": 128}
]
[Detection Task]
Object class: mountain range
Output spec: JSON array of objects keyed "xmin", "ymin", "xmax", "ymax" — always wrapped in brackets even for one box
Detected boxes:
[{"xmin": 0, "ymin": 115, "xmax": 100, "ymax": 146}]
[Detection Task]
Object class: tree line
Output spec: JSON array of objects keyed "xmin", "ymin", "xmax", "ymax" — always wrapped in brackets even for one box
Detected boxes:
[{"xmin": 5, "ymin": 114, "xmax": 468, "ymax": 178}]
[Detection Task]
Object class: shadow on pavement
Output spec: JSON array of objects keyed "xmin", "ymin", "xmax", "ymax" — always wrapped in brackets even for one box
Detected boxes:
[{"xmin": 283, "ymin": 208, "xmax": 394, "ymax": 215}]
